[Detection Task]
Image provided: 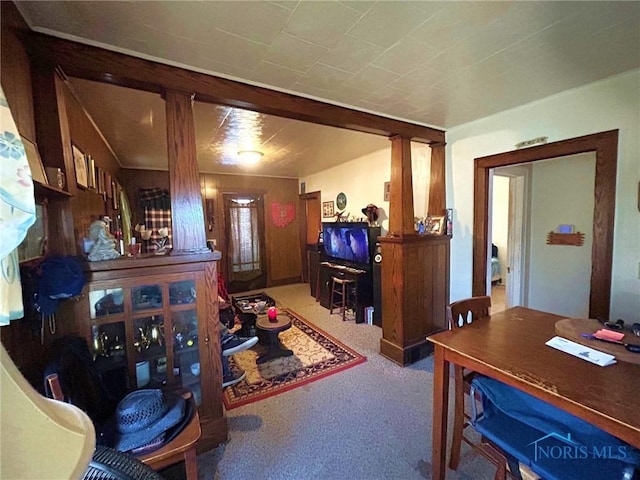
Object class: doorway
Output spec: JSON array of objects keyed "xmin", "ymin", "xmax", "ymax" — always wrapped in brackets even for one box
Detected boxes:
[
  {"xmin": 223, "ymin": 193, "xmax": 267, "ymax": 293},
  {"xmin": 473, "ymin": 130, "xmax": 617, "ymax": 320},
  {"xmin": 489, "ymin": 166, "xmax": 529, "ymax": 313}
]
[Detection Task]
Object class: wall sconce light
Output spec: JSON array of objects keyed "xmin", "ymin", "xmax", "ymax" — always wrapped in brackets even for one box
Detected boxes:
[{"xmin": 237, "ymin": 150, "xmax": 263, "ymax": 164}]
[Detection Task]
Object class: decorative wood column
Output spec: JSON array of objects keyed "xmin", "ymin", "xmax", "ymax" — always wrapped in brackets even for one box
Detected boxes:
[
  {"xmin": 379, "ymin": 137, "xmax": 450, "ymax": 366},
  {"xmin": 164, "ymin": 90, "xmax": 209, "ymax": 254},
  {"xmin": 428, "ymin": 143, "xmax": 446, "ymax": 216}
]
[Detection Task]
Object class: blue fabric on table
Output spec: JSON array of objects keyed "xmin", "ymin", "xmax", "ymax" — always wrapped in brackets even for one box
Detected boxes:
[{"xmin": 470, "ymin": 375, "xmax": 639, "ymax": 480}]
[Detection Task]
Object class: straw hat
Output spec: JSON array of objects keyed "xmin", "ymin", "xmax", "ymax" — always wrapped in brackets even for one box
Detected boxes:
[{"xmin": 113, "ymin": 389, "xmax": 185, "ymax": 452}]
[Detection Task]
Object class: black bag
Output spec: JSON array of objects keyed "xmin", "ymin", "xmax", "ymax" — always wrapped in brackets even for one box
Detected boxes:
[{"xmin": 44, "ymin": 336, "xmax": 117, "ymax": 426}]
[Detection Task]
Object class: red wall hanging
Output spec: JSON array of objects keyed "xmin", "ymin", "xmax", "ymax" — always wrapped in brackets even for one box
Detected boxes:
[{"xmin": 271, "ymin": 202, "xmax": 295, "ymax": 228}]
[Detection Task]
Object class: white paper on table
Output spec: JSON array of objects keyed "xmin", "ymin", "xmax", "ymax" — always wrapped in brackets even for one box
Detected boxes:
[{"xmin": 545, "ymin": 336, "xmax": 617, "ymax": 367}]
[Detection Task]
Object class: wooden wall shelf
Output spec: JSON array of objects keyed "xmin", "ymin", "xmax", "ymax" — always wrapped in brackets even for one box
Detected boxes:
[{"xmin": 546, "ymin": 232, "xmax": 584, "ymax": 246}]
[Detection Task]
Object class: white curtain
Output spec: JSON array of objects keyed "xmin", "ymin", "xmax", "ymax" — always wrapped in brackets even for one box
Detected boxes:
[{"xmin": 229, "ymin": 201, "xmax": 261, "ymax": 282}]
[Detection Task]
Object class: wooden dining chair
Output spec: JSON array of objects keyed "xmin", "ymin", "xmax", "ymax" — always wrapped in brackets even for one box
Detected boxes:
[{"xmin": 447, "ymin": 296, "xmax": 514, "ymax": 480}]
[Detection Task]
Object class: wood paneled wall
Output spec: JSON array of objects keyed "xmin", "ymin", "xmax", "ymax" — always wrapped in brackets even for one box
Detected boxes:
[
  {"xmin": 62, "ymin": 82, "xmax": 123, "ymax": 246},
  {"xmin": 0, "ymin": 1, "xmax": 128, "ymax": 382},
  {"xmin": 0, "ymin": 2, "xmax": 52, "ymax": 383},
  {"xmin": 121, "ymin": 170, "xmax": 302, "ymax": 287},
  {"xmin": 1, "ymin": 1, "xmax": 36, "ymax": 140},
  {"xmin": 201, "ymin": 173, "xmax": 302, "ymax": 286}
]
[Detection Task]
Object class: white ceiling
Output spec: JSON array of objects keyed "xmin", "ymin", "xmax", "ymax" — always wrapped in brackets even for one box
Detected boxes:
[{"xmin": 16, "ymin": 1, "xmax": 640, "ymax": 177}]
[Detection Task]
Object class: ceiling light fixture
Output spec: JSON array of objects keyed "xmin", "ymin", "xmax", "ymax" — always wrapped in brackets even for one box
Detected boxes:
[{"xmin": 237, "ymin": 150, "xmax": 263, "ymax": 164}]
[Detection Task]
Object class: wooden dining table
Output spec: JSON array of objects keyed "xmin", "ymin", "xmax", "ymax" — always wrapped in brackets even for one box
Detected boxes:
[{"xmin": 427, "ymin": 306, "xmax": 640, "ymax": 480}]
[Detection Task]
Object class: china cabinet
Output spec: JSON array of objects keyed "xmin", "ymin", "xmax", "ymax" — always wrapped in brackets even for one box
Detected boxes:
[{"xmin": 73, "ymin": 252, "xmax": 227, "ymax": 451}]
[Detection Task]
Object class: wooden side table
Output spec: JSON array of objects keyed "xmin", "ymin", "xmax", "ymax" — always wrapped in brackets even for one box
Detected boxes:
[{"xmin": 255, "ymin": 316, "xmax": 293, "ymax": 364}]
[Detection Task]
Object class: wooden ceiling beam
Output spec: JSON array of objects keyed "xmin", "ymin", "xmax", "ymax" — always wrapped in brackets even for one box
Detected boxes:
[{"xmin": 26, "ymin": 33, "xmax": 445, "ymax": 145}]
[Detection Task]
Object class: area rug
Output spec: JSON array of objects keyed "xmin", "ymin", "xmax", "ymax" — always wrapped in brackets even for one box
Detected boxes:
[{"xmin": 223, "ymin": 309, "xmax": 366, "ymax": 409}]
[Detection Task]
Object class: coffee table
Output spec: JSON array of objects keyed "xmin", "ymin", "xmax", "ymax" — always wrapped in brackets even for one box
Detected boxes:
[
  {"xmin": 231, "ymin": 292, "xmax": 275, "ymax": 337},
  {"xmin": 255, "ymin": 315, "xmax": 293, "ymax": 364}
]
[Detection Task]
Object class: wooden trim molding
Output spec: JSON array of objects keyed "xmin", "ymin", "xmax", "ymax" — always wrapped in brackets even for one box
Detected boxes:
[
  {"xmin": 472, "ymin": 130, "xmax": 618, "ymax": 320},
  {"xmin": 26, "ymin": 33, "xmax": 445, "ymax": 145}
]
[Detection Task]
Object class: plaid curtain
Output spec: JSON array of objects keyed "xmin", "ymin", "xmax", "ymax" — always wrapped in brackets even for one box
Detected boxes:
[{"xmin": 139, "ymin": 188, "xmax": 170, "ymax": 210}]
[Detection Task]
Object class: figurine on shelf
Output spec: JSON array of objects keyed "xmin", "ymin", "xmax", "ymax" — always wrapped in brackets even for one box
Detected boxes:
[
  {"xmin": 153, "ymin": 227, "xmax": 170, "ymax": 254},
  {"xmin": 87, "ymin": 216, "xmax": 121, "ymax": 261}
]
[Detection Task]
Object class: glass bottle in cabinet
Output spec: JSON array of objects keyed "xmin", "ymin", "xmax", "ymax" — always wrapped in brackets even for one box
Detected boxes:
[{"xmin": 133, "ymin": 315, "xmax": 167, "ymax": 388}]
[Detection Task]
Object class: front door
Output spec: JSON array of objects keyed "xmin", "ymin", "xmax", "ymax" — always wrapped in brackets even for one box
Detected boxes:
[{"xmin": 223, "ymin": 193, "xmax": 267, "ymax": 293}]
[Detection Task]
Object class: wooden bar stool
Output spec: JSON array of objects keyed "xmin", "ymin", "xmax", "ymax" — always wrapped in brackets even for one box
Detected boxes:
[{"xmin": 329, "ymin": 276, "xmax": 357, "ymax": 321}]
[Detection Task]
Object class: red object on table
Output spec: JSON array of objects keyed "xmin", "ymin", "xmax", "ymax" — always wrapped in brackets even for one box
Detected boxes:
[{"xmin": 268, "ymin": 306, "xmax": 278, "ymax": 322}]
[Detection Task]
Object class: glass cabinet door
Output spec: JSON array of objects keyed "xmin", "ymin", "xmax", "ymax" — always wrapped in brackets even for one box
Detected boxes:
[
  {"xmin": 89, "ymin": 288, "xmax": 125, "ymax": 319},
  {"xmin": 170, "ymin": 279, "xmax": 201, "ymax": 405},
  {"xmin": 90, "ymin": 321, "xmax": 129, "ymax": 400},
  {"xmin": 132, "ymin": 284, "xmax": 163, "ymax": 311},
  {"xmin": 133, "ymin": 315, "xmax": 167, "ymax": 388}
]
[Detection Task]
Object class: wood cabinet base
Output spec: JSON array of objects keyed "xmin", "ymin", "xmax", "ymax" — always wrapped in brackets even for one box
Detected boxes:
[
  {"xmin": 378, "ymin": 235, "xmax": 450, "ymax": 366},
  {"xmin": 197, "ymin": 415, "xmax": 229, "ymax": 453},
  {"xmin": 380, "ymin": 337, "xmax": 434, "ymax": 366}
]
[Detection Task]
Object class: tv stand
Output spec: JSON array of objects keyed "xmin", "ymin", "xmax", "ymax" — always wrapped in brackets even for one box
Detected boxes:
[{"xmin": 317, "ymin": 261, "xmax": 372, "ymax": 324}]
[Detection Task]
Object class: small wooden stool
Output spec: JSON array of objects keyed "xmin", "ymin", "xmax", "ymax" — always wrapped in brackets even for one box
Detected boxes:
[{"xmin": 329, "ymin": 277, "xmax": 357, "ymax": 321}]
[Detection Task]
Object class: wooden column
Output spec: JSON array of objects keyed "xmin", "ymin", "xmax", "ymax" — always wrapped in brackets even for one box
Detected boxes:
[
  {"xmin": 428, "ymin": 143, "xmax": 446, "ymax": 216},
  {"xmin": 379, "ymin": 137, "xmax": 450, "ymax": 366},
  {"xmin": 164, "ymin": 90, "xmax": 208, "ymax": 254},
  {"xmin": 387, "ymin": 135, "xmax": 416, "ymax": 236}
]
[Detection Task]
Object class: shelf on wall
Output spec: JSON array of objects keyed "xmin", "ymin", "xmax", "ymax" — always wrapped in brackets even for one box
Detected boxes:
[{"xmin": 34, "ymin": 180, "xmax": 72, "ymax": 197}]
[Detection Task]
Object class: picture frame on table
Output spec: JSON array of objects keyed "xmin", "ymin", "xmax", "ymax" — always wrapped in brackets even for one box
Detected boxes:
[
  {"xmin": 72, "ymin": 143, "xmax": 88, "ymax": 189},
  {"xmin": 322, "ymin": 201, "xmax": 334, "ymax": 218},
  {"xmin": 427, "ymin": 215, "xmax": 445, "ymax": 235}
]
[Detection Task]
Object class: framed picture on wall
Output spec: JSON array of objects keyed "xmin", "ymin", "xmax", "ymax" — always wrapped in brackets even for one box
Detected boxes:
[
  {"xmin": 86, "ymin": 155, "xmax": 96, "ymax": 189},
  {"xmin": 384, "ymin": 181, "xmax": 391, "ymax": 201},
  {"xmin": 322, "ymin": 201, "xmax": 334, "ymax": 218},
  {"xmin": 21, "ymin": 135, "xmax": 48, "ymax": 186},
  {"xmin": 72, "ymin": 144, "xmax": 88, "ymax": 189},
  {"xmin": 105, "ymin": 172, "xmax": 112, "ymax": 198},
  {"xmin": 112, "ymin": 181, "xmax": 119, "ymax": 210}
]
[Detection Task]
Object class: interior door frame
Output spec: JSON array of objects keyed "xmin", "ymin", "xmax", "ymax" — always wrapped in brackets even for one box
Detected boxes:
[
  {"xmin": 222, "ymin": 191, "xmax": 267, "ymax": 293},
  {"xmin": 299, "ymin": 191, "xmax": 321, "ymax": 283},
  {"xmin": 473, "ymin": 130, "xmax": 618, "ymax": 320},
  {"xmin": 505, "ymin": 173, "xmax": 526, "ymax": 308}
]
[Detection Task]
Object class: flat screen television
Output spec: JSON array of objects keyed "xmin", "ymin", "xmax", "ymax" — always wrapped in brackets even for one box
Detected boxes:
[{"xmin": 321, "ymin": 222, "xmax": 371, "ymax": 265}]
